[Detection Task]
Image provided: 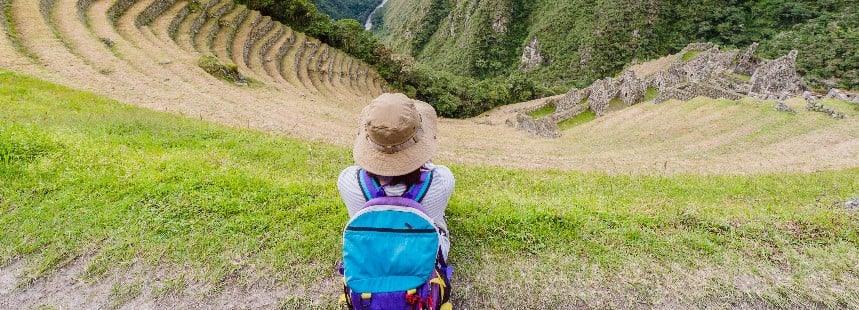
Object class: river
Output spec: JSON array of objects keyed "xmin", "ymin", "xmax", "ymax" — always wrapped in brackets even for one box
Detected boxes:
[{"xmin": 364, "ymin": 0, "xmax": 389, "ymax": 30}]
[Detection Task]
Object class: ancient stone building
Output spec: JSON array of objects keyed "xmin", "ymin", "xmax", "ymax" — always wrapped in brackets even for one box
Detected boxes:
[{"xmin": 510, "ymin": 42, "xmax": 848, "ymax": 138}]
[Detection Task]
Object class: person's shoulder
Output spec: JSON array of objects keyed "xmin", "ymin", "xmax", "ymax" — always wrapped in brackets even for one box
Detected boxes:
[
  {"xmin": 338, "ymin": 166, "xmax": 361, "ymax": 183},
  {"xmin": 428, "ymin": 164, "xmax": 454, "ymax": 184},
  {"xmin": 429, "ymin": 164, "xmax": 453, "ymax": 176}
]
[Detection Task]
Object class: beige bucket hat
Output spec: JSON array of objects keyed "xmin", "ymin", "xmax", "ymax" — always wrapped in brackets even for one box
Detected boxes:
[{"xmin": 353, "ymin": 93, "xmax": 438, "ymax": 176}]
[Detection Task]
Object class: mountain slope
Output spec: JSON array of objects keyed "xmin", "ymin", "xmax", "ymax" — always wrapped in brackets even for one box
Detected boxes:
[
  {"xmin": 314, "ymin": 0, "xmax": 382, "ymax": 22},
  {"xmin": 377, "ymin": 0, "xmax": 858, "ymax": 90}
]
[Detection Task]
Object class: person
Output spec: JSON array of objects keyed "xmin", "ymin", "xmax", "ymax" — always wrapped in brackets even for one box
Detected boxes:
[{"xmin": 337, "ymin": 93, "xmax": 454, "ymax": 260}]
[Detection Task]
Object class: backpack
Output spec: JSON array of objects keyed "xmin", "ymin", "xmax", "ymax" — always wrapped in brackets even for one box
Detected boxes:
[{"xmin": 338, "ymin": 168, "xmax": 453, "ymax": 310}]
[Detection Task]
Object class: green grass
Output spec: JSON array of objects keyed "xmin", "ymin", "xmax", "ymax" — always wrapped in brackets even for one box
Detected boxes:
[
  {"xmin": 731, "ymin": 73, "xmax": 752, "ymax": 81},
  {"xmin": 819, "ymin": 98, "xmax": 859, "ymax": 117},
  {"xmin": 607, "ymin": 97, "xmax": 626, "ymax": 112},
  {"xmin": 681, "ymin": 50, "xmax": 702, "ymax": 62},
  {"xmin": 2, "ymin": 69, "xmax": 859, "ymax": 307},
  {"xmin": 557, "ymin": 110, "xmax": 596, "ymax": 130},
  {"xmin": 527, "ymin": 104, "xmax": 556, "ymax": 119},
  {"xmin": 643, "ymin": 86, "xmax": 659, "ymax": 102}
]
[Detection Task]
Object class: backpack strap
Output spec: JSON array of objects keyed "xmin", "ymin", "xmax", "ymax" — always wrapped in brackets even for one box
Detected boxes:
[
  {"xmin": 357, "ymin": 168, "xmax": 434, "ymax": 203},
  {"xmin": 357, "ymin": 168, "xmax": 383, "ymax": 200},
  {"xmin": 361, "ymin": 196, "xmax": 430, "ymax": 215},
  {"xmin": 403, "ymin": 170, "xmax": 433, "ymax": 203}
]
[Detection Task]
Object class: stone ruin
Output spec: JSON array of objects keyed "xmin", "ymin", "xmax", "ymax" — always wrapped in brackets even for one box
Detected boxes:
[{"xmin": 510, "ymin": 42, "xmax": 858, "ymax": 138}]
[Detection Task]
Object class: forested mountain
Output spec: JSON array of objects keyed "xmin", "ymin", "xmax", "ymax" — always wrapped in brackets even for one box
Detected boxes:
[
  {"xmin": 235, "ymin": 0, "xmax": 855, "ymax": 118},
  {"xmin": 314, "ymin": 0, "xmax": 382, "ymax": 23},
  {"xmin": 376, "ymin": 0, "xmax": 858, "ymax": 91}
]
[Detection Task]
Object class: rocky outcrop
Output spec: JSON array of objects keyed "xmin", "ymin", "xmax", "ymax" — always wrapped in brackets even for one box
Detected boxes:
[
  {"xmin": 825, "ymin": 88, "xmax": 859, "ymax": 104},
  {"xmin": 519, "ymin": 38, "xmax": 543, "ymax": 72},
  {"xmin": 806, "ymin": 97, "xmax": 847, "ymax": 119}
]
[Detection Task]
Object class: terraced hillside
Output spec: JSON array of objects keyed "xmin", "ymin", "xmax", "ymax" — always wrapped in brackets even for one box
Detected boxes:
[
  {"xmin": 0, "ymin": 0, "xmax": 858, "ymax": 176},
  {"xmin": 0, "ymin": 0, "xmax": 385, "ymax": 147}
]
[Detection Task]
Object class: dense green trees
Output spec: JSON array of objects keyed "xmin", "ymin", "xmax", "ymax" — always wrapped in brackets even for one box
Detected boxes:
[{"xmin": 314, "ymin": 0, "xmax": 383, "ymax": 22}]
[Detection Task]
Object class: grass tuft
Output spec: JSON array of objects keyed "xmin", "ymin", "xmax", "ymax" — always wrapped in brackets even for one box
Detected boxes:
[
  {"xmin": 197, "ymin": 55, "xmax": 251, "ymax": 86},
  {"xmin": 681, "ymin": 50, "xmax": 702, "ymax": 62},
  {"xmin": 108, "ymin": 280, "xmax": 143, "ymax": 309}
]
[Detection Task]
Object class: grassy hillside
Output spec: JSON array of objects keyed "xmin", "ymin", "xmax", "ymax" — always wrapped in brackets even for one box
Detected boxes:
[
  {"xmin": 378, "ymin": 0, "xmax": 858, "ymax": 91},
  {"xmin": 2, "ymin": 70, "xmax": 859, "ymax": 308}
]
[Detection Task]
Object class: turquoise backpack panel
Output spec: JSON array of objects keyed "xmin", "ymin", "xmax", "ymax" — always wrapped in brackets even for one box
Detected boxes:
[{"xmin": 343, "ymin": 206, "xmax": 440, "ymax": 293}]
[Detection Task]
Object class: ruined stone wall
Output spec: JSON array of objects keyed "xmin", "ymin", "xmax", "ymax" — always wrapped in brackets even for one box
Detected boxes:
[
  {"xmin": 510, "ymin": 42, "xmax": 843, "ymax": 138},
  {"xmin": 190, "ymin": 0, "xmax": 221, "ymax": 38},
  {"xmin": 168, "ymin": 5, "xmax": 191, "ymax": 40},
  {"xmin": 734, "ymin": 42, "xmax": 761, "ymax": 75},
  {"xmin": 547, "ymin": 103, "xmax": 588, "ymax": 124},
  {"xmin": 688, "ymin": 83, "xmax": 743, "ymax": 101},
  {"xmin": 748, "ymin": 50, "xmax": 805, "ymax": 100},
  {"xmin": 260, "ymin": 27, "xmax": 285, "ymax": 64},
  {"xmin": 617, "ymin": 70, "xmax": 645, "ymax": 106},
  {"xmin": 512, "ymin": 113, "xmax": 560, "ymax": 138},
  {"xmin": 680, "ymin": 42, "xmax": 716, "ymax": 53},
  {"xmin": 556, "ymin": 88, "xmax": 590, "ymax": 111},
  {"xmin": 654, "ymin": 85, "xmax": 695, "ymax": 103},
  {"xmin": 587, "ymin": 77, "xmax": 620, "ymax": 116},
  {"xmin": 646, "ymin": 70, "xmax": 681, "ymax": 92}
]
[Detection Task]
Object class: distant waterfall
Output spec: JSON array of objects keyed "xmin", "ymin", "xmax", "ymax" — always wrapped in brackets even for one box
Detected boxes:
[{"xmin": 364, "ymin": 0, "xmax": 389, "ymax": 30}]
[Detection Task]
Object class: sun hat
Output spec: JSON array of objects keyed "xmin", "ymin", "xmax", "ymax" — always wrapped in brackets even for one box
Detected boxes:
[{"xmin": 353, "ymin": 93, "xmax": 438, "ymax": 176}]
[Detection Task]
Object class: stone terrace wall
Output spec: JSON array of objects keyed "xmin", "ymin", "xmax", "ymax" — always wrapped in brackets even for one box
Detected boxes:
[
  {"xmin": 511, "ymin": 113, "xmax": 560, "ymax": 138},
  {"xmin": 136, "ymin": 0, "xmax": 178, "ymax": 28}
]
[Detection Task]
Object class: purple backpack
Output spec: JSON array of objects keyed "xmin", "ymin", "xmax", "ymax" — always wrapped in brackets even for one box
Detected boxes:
[{"xmin": 338, "ymin": 169, "xmax": 453, "ymax": 310}]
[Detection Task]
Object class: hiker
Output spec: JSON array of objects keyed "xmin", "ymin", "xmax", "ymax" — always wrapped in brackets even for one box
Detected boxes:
[{"xmin": 337, "ymin": 93, "xmax": 454, "ymax": 260}]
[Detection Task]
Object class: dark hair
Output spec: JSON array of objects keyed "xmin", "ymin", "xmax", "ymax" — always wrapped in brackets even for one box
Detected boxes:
[{"xmin": 367, "ymin": 167, "xmax": 424, "ymax": 186}]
